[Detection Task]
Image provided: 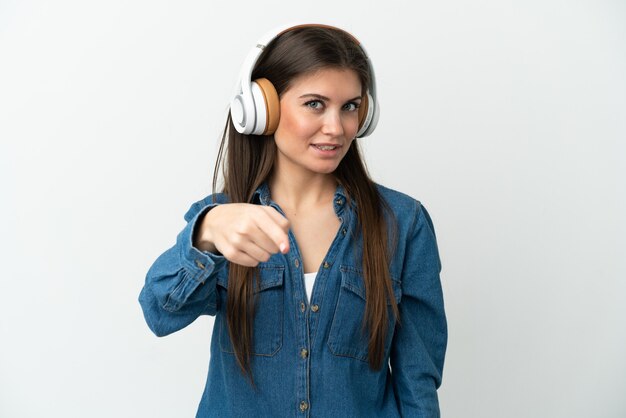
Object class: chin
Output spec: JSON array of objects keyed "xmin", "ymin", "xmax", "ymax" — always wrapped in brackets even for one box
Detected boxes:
[{"xmin": 311, "ymin": 163, "xmax": 340, "ymax": 174}]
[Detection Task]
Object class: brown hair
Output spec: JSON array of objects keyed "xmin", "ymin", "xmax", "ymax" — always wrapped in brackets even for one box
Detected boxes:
[{"xmin": 211, "ymin": 26, "xmax": 399, "ymax": 388}]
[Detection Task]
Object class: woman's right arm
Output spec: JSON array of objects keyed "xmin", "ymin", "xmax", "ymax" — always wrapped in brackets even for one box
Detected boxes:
[{"xmin": 138, "ymin": 194, "xmax": 228, "ymax": 337}]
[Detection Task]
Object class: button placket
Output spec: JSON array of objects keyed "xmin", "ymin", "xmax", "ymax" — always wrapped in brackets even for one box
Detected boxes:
[{"xmin": 291, "ymin": 252, "xmax": 309, "ymax": 412}]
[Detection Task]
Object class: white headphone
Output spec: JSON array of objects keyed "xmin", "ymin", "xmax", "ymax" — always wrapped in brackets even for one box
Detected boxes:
[{"xmin": 229, "ymin": 23, "xmax": 380, "ymax": 138}]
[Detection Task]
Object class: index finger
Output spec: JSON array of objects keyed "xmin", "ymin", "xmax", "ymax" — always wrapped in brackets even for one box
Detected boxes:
[{"xmin": 259, "ymin": 206, "xmax": 290, "ymax": 254}]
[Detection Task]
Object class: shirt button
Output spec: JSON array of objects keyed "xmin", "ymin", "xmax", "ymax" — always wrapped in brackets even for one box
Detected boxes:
[
  {"xmin": 311, "ymin": 304, "xmax": 319, "ymax": 313},
  {"xmin": 335, "ymin": 198, "xmax": 343, "ymax": 206},
  {"xmin": 323, "ymin": 261, "xmax": 330, "ymax": 269},
  {"xmin": 342, "ymin": 228, "xmax": 347, "ymax": 235},
  {"xmin": 300, "ymin": 348, "xmax": 308, "ymax": 358},
  {"xmin": 294, "ymin": 258, "xmax": 300, "ymax": 268},
  {"xmin": 195, "ymin": 260, "xmax": 205, "ymax": 269},
  {"xmin": 300, "ymin": 301, "xmax": 306, "ymax": 312},
  {"xmin": 300, "ymin": 401, "xmax": 309, "ymax": 412}
]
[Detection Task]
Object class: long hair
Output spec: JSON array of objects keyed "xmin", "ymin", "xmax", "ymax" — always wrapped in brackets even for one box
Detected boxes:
[{"xmin": 211, "ymin": 26, "xmax": 400, "ymax": 388}]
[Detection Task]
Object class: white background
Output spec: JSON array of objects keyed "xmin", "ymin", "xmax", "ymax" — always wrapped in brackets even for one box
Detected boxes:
[{"xmin": 1, "ymin": 1, "xmax": 625, "ymax": 417}]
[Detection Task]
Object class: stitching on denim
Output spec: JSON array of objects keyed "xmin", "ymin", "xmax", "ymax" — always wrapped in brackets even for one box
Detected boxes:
[{"xmin": 163, "ymin": 272, "xmax": 189, "ymax": 312}]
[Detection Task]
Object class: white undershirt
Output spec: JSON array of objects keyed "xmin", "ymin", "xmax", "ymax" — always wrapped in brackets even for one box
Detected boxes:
[{"xmin": 303, "ymin": 271, "xmax": 318, "ymax": 303}]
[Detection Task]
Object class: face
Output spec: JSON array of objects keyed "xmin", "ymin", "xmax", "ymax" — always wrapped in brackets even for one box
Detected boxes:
[{"xmin": 273, "ymin": 67, "xmax": 363, "ymax": 176}]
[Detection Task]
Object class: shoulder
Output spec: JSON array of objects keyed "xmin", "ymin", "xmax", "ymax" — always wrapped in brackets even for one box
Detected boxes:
[
  {"xmin": 373, "ymin": 182, "xmax": 423, "ymax": 215},
  {"xmin": 374, "ymin": 184, "xmax": 441, "ymax": 275},
  {"xmin": 183, "ymin": 192, "xmax": 231, "ymax": 222},
  {"xmin": 373, "ymin": 182, "xmax": 437, "ymax": 236}
]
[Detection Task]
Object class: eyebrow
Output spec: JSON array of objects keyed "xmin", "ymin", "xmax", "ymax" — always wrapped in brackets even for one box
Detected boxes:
[{"xmin": 298, "ymin": 93, "xmax": 362, "ymax": 102}]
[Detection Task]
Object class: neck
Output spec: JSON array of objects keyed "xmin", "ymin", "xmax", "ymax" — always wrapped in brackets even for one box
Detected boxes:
[{"xmin": 268, "ymin": 170, "xmax": 337, "ymax": 215}]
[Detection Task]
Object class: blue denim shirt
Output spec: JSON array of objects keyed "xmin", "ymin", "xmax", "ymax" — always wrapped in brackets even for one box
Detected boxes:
[{"xmin": 138, "ymin": 181, "xmax": 447, "ymax": 418}]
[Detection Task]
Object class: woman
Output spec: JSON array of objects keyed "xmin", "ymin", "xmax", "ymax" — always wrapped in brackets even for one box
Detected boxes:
[{"xmin": 138, "ymin": 23, "xmax": 447, "ymax": 417}]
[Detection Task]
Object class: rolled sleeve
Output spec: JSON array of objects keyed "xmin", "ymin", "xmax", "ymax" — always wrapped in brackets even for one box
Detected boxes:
[
  {"xmin": 390, "ymin": 200, "xmax": 447, "ymax": 417},
  {"xmin": 138, "ymin": 194, "xmax": 229, "ymax": 337}
]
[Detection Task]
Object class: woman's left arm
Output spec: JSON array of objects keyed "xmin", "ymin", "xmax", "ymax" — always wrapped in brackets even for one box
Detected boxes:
[{"xmin": 390, "ymin": 201, "xmax": 448, "ymax": 418}]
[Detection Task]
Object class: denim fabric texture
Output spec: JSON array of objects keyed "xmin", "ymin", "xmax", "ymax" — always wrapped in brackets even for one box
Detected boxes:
[{"xmin": 138, "ymin": 181, "xmax": 447, "ymax": 418}]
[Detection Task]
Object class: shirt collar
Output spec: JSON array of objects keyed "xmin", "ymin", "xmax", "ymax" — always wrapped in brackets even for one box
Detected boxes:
[{"xmin": 252, "ymin": 180, "xmax": 351, "ymax": 215}]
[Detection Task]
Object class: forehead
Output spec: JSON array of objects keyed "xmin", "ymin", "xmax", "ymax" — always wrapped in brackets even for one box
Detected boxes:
[{"xmin": 285, "ymin": 68, "xmax": 362, "ymax": 98}]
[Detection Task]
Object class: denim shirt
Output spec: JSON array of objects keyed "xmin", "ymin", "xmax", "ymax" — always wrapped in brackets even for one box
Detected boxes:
[{"xmin": 138, "ymin": 181, "xmax": 447, "ymax": 418}]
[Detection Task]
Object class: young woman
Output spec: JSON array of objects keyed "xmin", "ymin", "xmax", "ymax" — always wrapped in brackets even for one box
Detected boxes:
[{"xmin": 139, "ymin": 23, "xmax": 447, "ymax": 417}]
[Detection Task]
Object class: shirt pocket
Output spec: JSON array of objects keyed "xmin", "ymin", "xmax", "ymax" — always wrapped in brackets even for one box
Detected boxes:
[
  {"xmin": 327, "ymin": 264, "xmax": 402, "ymax": 362},
  {"xmin": 216, "ymin": 264, "xmax": 284, "ymax": 356}
]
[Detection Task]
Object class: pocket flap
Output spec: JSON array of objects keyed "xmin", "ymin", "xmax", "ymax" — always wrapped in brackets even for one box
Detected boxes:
[
  {"xmin": 253, "ymin": 264, "xmax": 284, "ymax": 293},
  {"xmin": 339, "ymin": 265, "xmax": 401, "ymax": 304},
  {"xmin": 217, "ymin": 264, "xmax": 284, "ymax": 294}
]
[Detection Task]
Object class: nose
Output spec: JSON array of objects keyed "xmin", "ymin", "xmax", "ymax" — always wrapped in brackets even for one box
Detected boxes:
[{"xmin": 320, "ymin": 109, "xmax": 345, "ymax": 137}]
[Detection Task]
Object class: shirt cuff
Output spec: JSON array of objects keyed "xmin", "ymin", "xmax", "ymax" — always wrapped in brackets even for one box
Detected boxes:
[{"xmin": 179, "ymin": 202, "xmax": 226, "ymax": 283}]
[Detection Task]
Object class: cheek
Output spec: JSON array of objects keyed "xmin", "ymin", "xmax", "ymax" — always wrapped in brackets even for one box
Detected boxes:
[
  {"xmin": 347, "ymin": 117, "xmax": 360, "ymax": 136},
  {"xmin": 276, "ymin": 105, "xmax": 317, "ymax": 140},
  {"xmin": 336, "ymin": 111, "xmax": 360, "ymax": 138}
]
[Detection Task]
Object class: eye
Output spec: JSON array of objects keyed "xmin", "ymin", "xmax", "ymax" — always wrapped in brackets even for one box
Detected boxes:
[
  {"xmin": 304, "ymin": 100, "xmax": 323, "ymax": 110},
  {"xmin": 343, "ymin": 102, "xmax": 361, "ymax": 112}
]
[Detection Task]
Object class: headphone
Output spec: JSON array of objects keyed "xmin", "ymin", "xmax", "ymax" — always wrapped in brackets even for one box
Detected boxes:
[{"xmin": 229, "ymin": 23, "xmax": 380, "ymax": 138}]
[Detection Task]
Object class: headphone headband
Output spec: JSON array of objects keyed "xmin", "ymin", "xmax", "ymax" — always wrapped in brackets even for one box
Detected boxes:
[{"xmin": 230, "ymin": 23, "xmax": 379, "ymax": 138}]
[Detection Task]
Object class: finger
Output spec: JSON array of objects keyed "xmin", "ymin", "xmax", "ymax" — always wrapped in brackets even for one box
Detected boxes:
[
  {"xmin": 236, "ymin": 236, "xmax": 273, "ymax": 263},
  {"xmin": 264, "ymin": 206, "xmax": 291, "ymax": 232},
  {"xmin": 220, "ymin": 243, "xmax": 262, "ymax": 267},
  {"xmin": 258, "ymin": 208, "xmax": 290, "ymax": 254},
  {"xmin": 226, "ymin": 211, "xmax": 278, "ymax": 256},
  {"xmin": 249, "ymin": 222, "xmax": 284, "ymax": 255}
]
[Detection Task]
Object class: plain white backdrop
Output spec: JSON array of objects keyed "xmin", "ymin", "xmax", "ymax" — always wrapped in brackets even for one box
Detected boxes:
[{"xmin": 1, "ymin": 1, "xmax": 625, "ymax": 417}]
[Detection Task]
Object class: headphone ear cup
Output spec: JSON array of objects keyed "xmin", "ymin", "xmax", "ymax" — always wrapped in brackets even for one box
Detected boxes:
[
  {"xmin": 357, "ymin": 93, "xmax": 369, "ymax": 132},
  {"xmin": 254, "ymin": 78, "xmax": 280, "ymax": 135},
  {"xmin": 356, "ymin": 91, "xmax": 376, "ymax": 138},
  {"xmin": 368, "ymin": 94, "xmax": 380, "ymax": 134},
  {"xmin": 250, "ymin": 82, "xmax": 267, "ymax": 135},
  {"xmin": 230, "ymin": 92, "xmax": 247, "ymax": 133}
]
